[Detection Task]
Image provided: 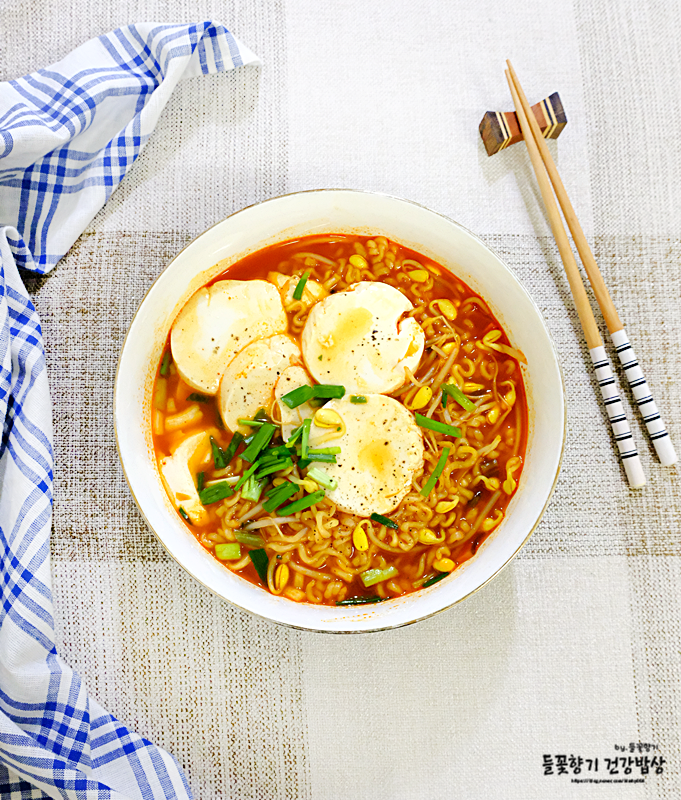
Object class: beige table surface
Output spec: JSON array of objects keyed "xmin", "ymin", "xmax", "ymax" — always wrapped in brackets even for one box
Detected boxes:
[{"xmin": 2, "ymin": 1, "xmax": 680, "ymax": 798}]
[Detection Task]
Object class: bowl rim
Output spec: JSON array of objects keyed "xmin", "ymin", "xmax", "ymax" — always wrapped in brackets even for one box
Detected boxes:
[{"xmin": 113, "ymin": 187, "xmax": 567, "ymax": 633}]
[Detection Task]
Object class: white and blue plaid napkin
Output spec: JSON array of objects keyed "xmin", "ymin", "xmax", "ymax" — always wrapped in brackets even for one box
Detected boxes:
[{"xmin": 0, "ymin": 22, "xmax": 258, "ymax": 799}]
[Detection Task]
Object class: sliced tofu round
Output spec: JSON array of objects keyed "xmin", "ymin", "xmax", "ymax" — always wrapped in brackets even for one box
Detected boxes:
[
  {"xmin": 301, "ymin": 281, "xmax": 425, "ymax": 394},
  {"xmin": 307, "ymin": 395, "xmax": 424, "ymax": 517},
  {"xmin": 219, "ymin": 335, "xmax": 302, "ymax": 433},
  {"xmin": 171, "ymin": 280, "xmax": 287, "ymax": 395},
  {"xmin": 267, "ymin": 271, "xmax": 327, "ymax": 310},
  {"xmin": 159, "ymin": 430, "xmax": 211, "ymax": 526},
  {"xmin": 275, "ymin": 366, "xmax": 316, "ymax": 442}
]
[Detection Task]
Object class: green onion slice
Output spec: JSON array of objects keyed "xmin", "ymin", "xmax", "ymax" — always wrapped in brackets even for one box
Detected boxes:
[
  {"xmin": 307, "ymin": 446, "xmax": 341, "ymax": 455},
  {"xmin": 241, "ymin": 475, "xmax": 265, "ymax": 502},
  {"xmin": 415, "ymin": 413, "xmax": 462, "ymax": 438},
  {"xmin": 235, "ymin": 530, "xmax": 265, "ymax": 548},
  {"xmin": 178, "ymin": 507, "xmax": 190, "ymax": 522},
  {"xmin": 336, "ymin": 596, "xmax": 384, "ymax": 606},
  {"xmin": 234, "ymin": 461, "xmax": 259, "ymax": 492},
  {"xmin": 282, "ymin": 383, "xmax": 345, "ymax": 409},
  {"xmin": 370, "ymin": 512, "xmax": 398, "ymax": 530},
  {"xmin": 160, "ymin": 352, "xmax": 171, "ymax": 376},
  {"xmin": 187, "ymin": 392, "xmax": 211, "ymax": 403},
  {"xmin": 198, "ymin": 481, "xmax": 234, "ymax": 505},
  {"xmin": 197, "ymin": 472, "xmax": 205, "ymax": 492},
  {"xmin": 292, "ymin": 270, "xmax": 310, "ymax": 301},
  {"xmin": 304, "ymin": 452, "xmax": 336, "ymax": 464},
  {"xmin": 215, "ymin": 542, "xmax": 241, "ymax": 561},
  {"xmin": 240, "ymin": 423, "xmax": 276, "ymax": 463},
  {"xmin": 442, "ymin": 383, "xmax": 476, "ymax": 412},
  {"xmin": 423, "ymin": 572, "xmax": 448, "ymax": 588},
  {"xmin": 306, "ymin": 467, "xmax": 338, "ymax": 490},
  {"xmin": 249, "ymin": 549, "xmax": 269, "ymax": 583},
  {"xmin": 277, "ymin": 489, "xmax": 325, "ymax": 516},
  {"xmin": 350, "ymin": 395, "xmax": 367, "ymax": 404},
  {"xmin": 263, "ymin": 482, "xmax": 299, "ymax": 513},
  {"xmin": 286, "ymin": 424, "xmax": 304, "ymax": 447},
  {"xmin": 210, "ymin": 436, "xmax": 227, "ymax": 469},
  {"xmin": 313, "ymin": 384, "xmax": 345, "ymax": 399},
  {"xmin": 237, "ymin": 418, "xmax": 266, "ymax": 427},
  {"xmin": 255, "ymin": 458, "xmax": 293, "ymax": 479},
  {"xmin": 222, "ymin": 431, "xmax": 244, "ymax": 464},
  {"xmin": 300, "ymin": 417, "xmax": 312, "ymax": 459},
  {"xmin": 281, "ymin": 384, "xmax": 314, "ymax": 409},
  {"xmin": 360, "ymin": 566, "xmax": 398, "ymax": 587},
  {"xmin": 420, "ymin": 447, "xmax": 451, "ymax": 497}
]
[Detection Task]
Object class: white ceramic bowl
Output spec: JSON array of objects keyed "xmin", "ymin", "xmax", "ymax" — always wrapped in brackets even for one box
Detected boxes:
[{"xmin": 115, "ymin": 189, "xmax": 565, "ymax": 633}]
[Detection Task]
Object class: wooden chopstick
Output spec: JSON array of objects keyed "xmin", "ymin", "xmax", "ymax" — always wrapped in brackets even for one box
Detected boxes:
[
  {"xmin": 507, "ymin": 60, "xmax": 677, "ymax": 468},
  {"xmin": 505, "ymin": 69, "xmax": 646, "ymax": 488}
]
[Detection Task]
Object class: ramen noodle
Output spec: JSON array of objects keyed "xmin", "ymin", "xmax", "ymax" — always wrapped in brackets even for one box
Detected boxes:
[{"xmin": 152, "ymin": 235, "xmax": 527, "ymax": 606}]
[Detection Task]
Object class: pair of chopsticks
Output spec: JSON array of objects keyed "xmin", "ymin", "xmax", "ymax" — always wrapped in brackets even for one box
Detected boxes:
[{"xmin": 504, "ymin": 61, "xmax": 677, "ymax": 488}]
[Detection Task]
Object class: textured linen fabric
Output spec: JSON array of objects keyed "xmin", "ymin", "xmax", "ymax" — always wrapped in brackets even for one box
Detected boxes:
[
  {"xmin": 2, "ymin": 1, "xmax": 680, "ymax": 799},
  {"xmin": 0, "ymin": 22, "xmax": 258, "ymax": 800}
]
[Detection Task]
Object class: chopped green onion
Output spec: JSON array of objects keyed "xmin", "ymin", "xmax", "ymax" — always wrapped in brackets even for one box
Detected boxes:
[
  {"xmin": 215, "ymin": 410, "xmax": 225, "ymax": 430},
  {"xmin": 304, "ymin": 452, "xmax": 337, "ymax": 464},
  {"xmin": 313, "ymin": 384, "xmax": 345, "ymax": 399},
  {"xmin": 360, "ymin": 566, "xmax": 398, "ymax": 587},
  {"xmin": 234, "ymin": 461, "xmax": 259, "ymax": 491},
  {"xmin": 336, "ymin": 596, "xmax": 384, "ymax": 606},
  {"xmin": 292, "ymin": 270, "xmax": 310, "ymax": 300},
  {"xmin": 215, "ymin": 543, "xmax": 241, "ymax": 561},
  {"xmin": 300, "ymin": 417, "xmax": 312, "ymax": 459},
  {"xmin": 423, "ymin": 572, "xmax": 448, "ymax": 588},
  {"xmin": 263, "ymin": 482, "xmax": 299, "ymax": 512},
  {"xmin": 281, "ymin": 384, "xmax": 314, "ymax": 409},
  {"xmin": 286, "ymin": 424, "xmax": 304, "ymax": 447},
  {"xmin": 415, "ymin": 413, "xmax": 462, "ymax": 438},
  {"xmin": 306, "ymin": 467, "xmax": 338, "ymax": 490},
  {"xmin": 350, "ymin": 395, "xmax": 367, "ymax": 404},
  {"xmin": 210, "ymin": 436, "xmax": 227, "ymax": 469},
  {"xmin": 249, "ymin": 549, "xmax": 269, "ymax": 583},
  {"xmin": 197, "ymin": 472, "xmax": 205, "ymax": 492},
  {"xmin": 199, "ymin": 481, "xmax": 234, "ymax": 505},
  {"xmin": 255, "ymin": 458, "xmax": 293, "ymax": 479},
  {"xmin": 370, "ymin": 512, "xmax": 398, "ymax": 530},
  {"xmin": 160, "ymin": 351, "xmax": 171, "ymax": 376},
  {"xmin": 442, "ymin": 383, "xmax": 476, "ymax": 412},
  {"xmin": 187, "ymin": 392, "xmax": 211, "ymax": 403},
  {"xmin": 240, "ymin": 423, "xmax": 276, "ymax": 463},
  {"xmin": 153, "ymin": 379, "xmax": 167, "ymax": 410},
  {"xmin": 241, "ymin": 475, "xmax": 265, "ymax": 502},
  {"xmin": 254, "ymin": 408, "xmax": 270, "ymax": 422},
  {"xmin": 277, "ymin": 489, "xmax": 325, "ymax": 516},
  {"xmin": 235, "ymin": 531, "xmax": 265, "ymax": 548},
  {"xmin": 297, "ymin": 458, "xmax": 311, "ymax": 470},
  {"xmin": 307, "ymin": 447, "xmax": 341, "ymax": 455},
  {"xmin": 237, "ymin": 418, "xmax": 266, "ymax": 427},
  {"xmin": 222, "ymin": 431, "xmax": 244, "ymax": 464},
  {"xmin": 178, "ymin": 507, "xmax": 190, "ymax": 522},
  {"xmin": 420, "ymin": 447, "xmax": 451, "ymax": 497}
]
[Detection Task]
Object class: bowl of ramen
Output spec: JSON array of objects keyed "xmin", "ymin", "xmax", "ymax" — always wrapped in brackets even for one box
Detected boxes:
[{"xmin": 114, "ymin": 189, "xmax": 565, "ymax": 633}]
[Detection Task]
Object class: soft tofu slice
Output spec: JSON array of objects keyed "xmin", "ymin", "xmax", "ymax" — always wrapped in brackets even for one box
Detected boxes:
[
  {"xmin": 267, "ymin": 271, "xmax": 327, "ymax": 310},
  {"xmin": 159, "ymin": 430, "xmax": 211, "ymax": 526},
  {"xmin": 275, "ymin": 365, "xmax": 316, "ymax": 442},
  {"xmin": 307, "ymin": 395, "xmax": 424, "ymax": 517},
  {"xmin": 219, "ymin": 335, "xmax": 302, "ymax": 433},
  {"xmin": 170, "ymin": 280, "xmax": 287, "ymax": 395},
  {"xmin": 301, "ymin": 281, "xmax": 425, "ymax": 394}
]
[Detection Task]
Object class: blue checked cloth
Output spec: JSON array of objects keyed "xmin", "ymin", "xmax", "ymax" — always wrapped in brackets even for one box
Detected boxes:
[{"xmin": 0, "ymin": 22, "xmax": 258, "ymax": 799}]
